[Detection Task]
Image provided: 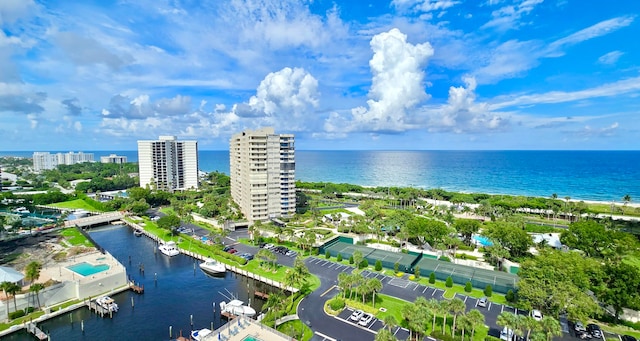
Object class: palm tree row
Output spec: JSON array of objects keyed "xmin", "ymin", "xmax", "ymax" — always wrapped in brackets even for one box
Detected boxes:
[
  {"xmin": 336, "ymin": 270, "xmax": 383, "ymax": 307},
  {"xmin": 497, "ymin": 311, "xmax": 562, "ymax": 341}
]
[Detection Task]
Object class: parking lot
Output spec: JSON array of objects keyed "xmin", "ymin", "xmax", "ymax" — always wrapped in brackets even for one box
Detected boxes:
[{"xmin": 335, "ymin": 307, "xmax": 411, "ymax": 340}]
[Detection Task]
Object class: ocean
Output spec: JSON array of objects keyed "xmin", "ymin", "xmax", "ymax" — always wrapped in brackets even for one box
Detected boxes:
[{"xmin": 2, "ymin": 150, "xmax": 639, "ymax": 202}]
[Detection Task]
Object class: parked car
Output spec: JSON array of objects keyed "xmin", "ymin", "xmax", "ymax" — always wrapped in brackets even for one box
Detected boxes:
[
  {"xmin": 227, "ymin": 248, "xmax": 238, "ymax": 254},
  {"xmin": 358, "ymin": 313, "xmax": 373, "ymax": 326},
  {"xmin": 587, "ymin": 324, "xmax": 602, "ymax": 339},
  {"xmin": 500, "ymin": 327, "xmax": 514, "ymax": 341},
  {"xmin": 285, "ymin": 250, "xmax": 297, "ymax": 257},
  {"xmin": 477, "ymin": 297, "xmax": 488, "ymax": 308},
  {"xmin": 574, "ymin": 321, "xmax": 586, "ymax": 332},
  {"xmin": 264, "ymin": 243, "xmax": 274, "ymax": 250},
  {"xmin": 240, "ymin": 253, "xmax": 254, "ymax": 261},
  {"xmin": 531, "ymin": 309, "xmax": 543, "ymax": 321},
  {"xmin": 223, "ymin": 246, "xmax": 233, "ymax": 252},
  {"xmin": 622, "ymin": 335, "xmax": 637, "ymax": 341},
  {"xmin": 349, "ymin": 310, "xmax": 364, "ymax": 322}
]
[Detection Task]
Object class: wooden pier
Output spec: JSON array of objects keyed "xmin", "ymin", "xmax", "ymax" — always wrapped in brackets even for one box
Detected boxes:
[
  {"xmin": 129, "ymin": 281, "xmax": 144, "ymax": 294},
  {"xmin": 254, "ymin": 291, "xmax": 270, "ymax": 300},
  {"xmin": 221, "ymin": 311, "xmax": 238, "ymax": 320},
  {"xmin": 26, "ymin": 323, "xmax": 48, "ymax": 340}
]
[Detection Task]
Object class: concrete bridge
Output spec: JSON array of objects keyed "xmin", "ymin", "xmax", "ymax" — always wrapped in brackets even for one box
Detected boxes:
[{"xmin": 64, "ymin": 212, "xmax": 124, "ymax": 228}]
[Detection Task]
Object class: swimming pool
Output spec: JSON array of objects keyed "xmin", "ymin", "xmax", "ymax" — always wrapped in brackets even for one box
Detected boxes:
[
  {"xmin": 241, "ymin": 337, "xmax": 262, "ymax": 341},
  {"xmin": 67, "ymin": 262, "xmax": 110, "ymax": 276},
  {"xmin": 472, "ymin": 235, "xmax": 494, "ymax": 247}
]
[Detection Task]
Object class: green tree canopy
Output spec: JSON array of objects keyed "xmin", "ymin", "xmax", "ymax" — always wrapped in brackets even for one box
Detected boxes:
[{"xmin": 156, "ymin": 214, "xmax": 181, "ymax": 230}]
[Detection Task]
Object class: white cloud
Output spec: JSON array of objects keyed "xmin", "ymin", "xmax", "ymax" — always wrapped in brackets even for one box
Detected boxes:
[
  {"xmin": 425, "ymin": 77, "xmax": 508, "ymax": 133},
  {"xmin": 232, "ymin": 67, "xmax": 319, "ymax": 131},
  {"xmin": 0, "ymin": 0, "xmax": 36, "ymax": 25},
  {"xmin": 597, "ymin": 50, "xmax": 624, "ymax": 65},
  {"xmin": 102, "ymin": 94, "xmax": 193, "ymax": 119},
  {"xmin": 54, "ymin": 31, "xmax": 130, "ymax": 70},
  {"xmin": 482, "ymin": 0, "xmax": 544, "ymax": 31},
  {"xmin": 392, "ymin": 0, "xmax": 461, "ymax": 13},
  {"xmin": 570, "ymin": 122, "xmax": 619, "ymax": 139},
  {"xmin": 548, "ymin": 16, "xmax": 635, "ymax": 51},
  {"xmin": 473, "ymin": 39, "xmax": 542, "ymax": 83},
  {"xmin": 491, "ymin": 76, "xmax": 640, "ymax": 110},
  {"xmin": 325, "ymin": 28, "xmax": 434, "ymax": 133}
]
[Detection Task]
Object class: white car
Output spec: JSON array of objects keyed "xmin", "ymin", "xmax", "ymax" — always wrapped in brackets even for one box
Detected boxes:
[
  {"xmin": 358, "ymin": 313, "xmax": 373, "ymax": 326},
  {"xmin": 478, "ymin": 297, "xmax": 488, "ymax": 308},
  {"xmin": 349, "ymin": 310, "xmax": 364, "ymax": 322},
  {"xmin": 500, "ymin": 327, "xmax": 514, "ymax": 341},
  {"xmin": 531, "ymin": 309, "xmax": 543, "ymax": 321}
]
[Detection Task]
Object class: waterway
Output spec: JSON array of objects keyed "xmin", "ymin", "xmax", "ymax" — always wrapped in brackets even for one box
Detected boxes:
[{"xmin": 5, "ymin": 225, "xmax": 271, "ymax": 341}]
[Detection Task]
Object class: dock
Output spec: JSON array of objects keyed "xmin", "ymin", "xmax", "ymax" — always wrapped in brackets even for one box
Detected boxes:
[
  {"xmin": 129, "ymin": 281, "xmax": 144, "ymax": 294},
  {"xmin": 221, "ymin": 311, "xmax": 238, "ymax": 320},
  {"xmin": 254, "ymin": 291, "xmax": 270, "ymax": 300},
  {"xmin": 26, "ymin": 323, "xmax": 48, "ymax": 340}
]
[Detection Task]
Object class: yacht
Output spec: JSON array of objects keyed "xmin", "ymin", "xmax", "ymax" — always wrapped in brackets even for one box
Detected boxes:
[
  {"xmin": 190, "ymin": 328, "xmax": 212, "ymax": 341},
  {"xmin": 199, "ymin": 258, "xmax": 226, "ymax": 276},
  {"xmin": 220, "ymin": 299, "xmax": 256, "ymax": 317},
  {"xmin": 95, "ymin": 296, "xmax": 119, "ymax": 312},
  {"xmin": 158, "ymin": 241, "xmax": 180, "ymax": 257}
]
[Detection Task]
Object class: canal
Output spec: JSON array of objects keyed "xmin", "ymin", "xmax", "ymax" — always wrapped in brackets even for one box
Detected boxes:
[{"xmin": 6, "ymin": 225, "xmax": 271, "ymax": 341}]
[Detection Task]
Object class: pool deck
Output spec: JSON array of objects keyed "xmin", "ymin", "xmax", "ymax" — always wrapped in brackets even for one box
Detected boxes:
[
  {"xmin": 201, "ymin": 316, "xmax": 291, "ymax": 341},
  {"xmin": 39, "ymin": 250, "xmax": 126, "ymax": 284}
]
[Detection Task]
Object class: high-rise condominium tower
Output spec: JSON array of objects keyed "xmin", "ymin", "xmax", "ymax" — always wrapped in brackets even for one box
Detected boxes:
[
  {"xmin": 230, "ymin": 127, "xmax": 295, "ymax": 222},
  {"xmin": 137, "ymin": 136, "xmax": 199, "ymax": 191}
]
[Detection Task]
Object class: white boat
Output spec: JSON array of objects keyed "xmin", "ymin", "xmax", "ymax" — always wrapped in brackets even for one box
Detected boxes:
[
  {"xmin": 13, "ymin": 207, "xmax": 29, "ymax": 214},
  {"xmin": 220, "ymin": 299, "xmax": 256, "ymax": 317},
  {"xmin": 199, "ymin": 259, "xmax": 226, "ymax": 276},
  {"xmin": 190, "ymin": 328, "xmax": 212, "ymax": 341},
  {"xmin": 133, "ymin": 229, "xmax": 143, "ymax": 237},
  {"xmin": 95, "ymin": 296, "xmax": 119, "ymax": 312},
  {"xmin": 159, "ymin": 241, "xmax": 180, "ymax": 256}
]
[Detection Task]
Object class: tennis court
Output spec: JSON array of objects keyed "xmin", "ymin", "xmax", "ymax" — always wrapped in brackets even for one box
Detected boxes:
[{"xmin": 320, "ymin": 239, "xmax": 418, "ymax": 272}]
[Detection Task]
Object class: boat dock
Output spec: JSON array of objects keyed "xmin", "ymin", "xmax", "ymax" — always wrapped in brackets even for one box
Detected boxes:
[
  {"xmin": 254, "ymin": 291, "xmax": 270, "ymax": 300},
  {"xmin": 129, "ymin": 281, "xmax": 144, "ymax": 294},
  {"xmin": 26, "ymin": 323, "xmax": 48, "ymax": 340},
  {"xmin": 220, "ymin": 311, "xmax": 238, "ymax": 320}
]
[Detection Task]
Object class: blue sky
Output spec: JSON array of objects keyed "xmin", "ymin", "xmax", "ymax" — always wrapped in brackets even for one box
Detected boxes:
[{"xmin": 1, "ymin": 0, "xmax": 639, "ymax": 151}]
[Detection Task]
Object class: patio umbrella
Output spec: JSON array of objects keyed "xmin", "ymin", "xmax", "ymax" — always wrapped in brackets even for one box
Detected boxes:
[{"xmin": 0, "ymin": 266, "xmax": 24, "ymax": 283}]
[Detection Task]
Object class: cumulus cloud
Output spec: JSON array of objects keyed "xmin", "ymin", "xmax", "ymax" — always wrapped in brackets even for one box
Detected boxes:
[
  {"xmin": 0, "ymin": 82, "xmax": 46, "ymax": 115},
  {"xmin": 231, "ymin": 67, "xmax": 319, "ymax": 130},
  {"xmin": 426, "ymin": 77, "xmax": 508, "ymax": 133},
  {"xmin": 0, "ymin": 0, "xmax": 36, "ymax": 25},
  {"xmin": 325, "ymin": 28, "xmax": 434, "ymax": 133},
  {"xmin": 598, "ymin": 51, "xmax": 624, "ymax": 65}
]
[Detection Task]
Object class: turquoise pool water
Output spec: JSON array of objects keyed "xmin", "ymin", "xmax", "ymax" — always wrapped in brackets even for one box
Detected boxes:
[
  {"xmin": 241, "ymin": 337, "xmax": 261, "ymax": 341},
  {"xmin": 67, "ymin": 262, "xmax": 110, "ymax": 276},
  {"xmin": 472, "ymin": 235, "xmax": 494, "ymax": 247}
]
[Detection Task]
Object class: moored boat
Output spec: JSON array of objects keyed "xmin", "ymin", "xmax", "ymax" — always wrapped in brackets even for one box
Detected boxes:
[
  {"xmin": 220, "ymin": 299, "xmax": 256, "ymax": 317},
  {"xmin": 95, "ymin": 296, "xmax": 119, "ymax": 312},
  {"xmin": 159, "ymin": 240, "xmax": 180, "ymax": 256},
  {"xmin": 190, "ymin": 328, "xmax": 212, "ymax": 341},
  {"xmin": 199, "ymin": 258, "xmax": 226, "ymax": 276}
]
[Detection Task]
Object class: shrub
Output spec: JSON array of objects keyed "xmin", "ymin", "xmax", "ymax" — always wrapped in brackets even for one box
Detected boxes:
[
  {"xmin": 349, "ymin": 255, "xmax": 354, "ymax": 264},
  {"xmin": 313, "ymin": 248, "xmax": 319, "ymax": 256},
  {"xmin": 439, "ymin": 256, "xmax": 451, "ymax": 262},
  {"xmin": 9, "ymin": 310, "xmax": 25, "ymax": 319},
  {"xmin": 375, "ymin": 260, "xmax": 382, "ymax": 271},
  {"xmin": 394, "ymin": 262, "xmax": 399, "ymax": 273},
  {"xmin": 409, "ymin": 275, "xmax": 416, "ymax": 280},
  {"xmin": 506, "ymin": 289, "xmax": 515, "ymax": 302},
  {"xmin": 359, "ymin": 259, "xmax": 368, "ymax": 269},
  {"xmin": 445, "ymin": 276, "xmax": 453, "ymax": 288},
  {"xmin": 325, "ymin": 250, "xmax": 330, "ymax": 259},
  {"xmin": 432, "ymin": 330, "xmax": 456, "ymax": 341},
  {"xmin": 429, "ymin": 272, "xmax": 436, "ymax": 284},
  {"xmin": 414, "ymin": 266, "xmax": 421, "ymax": 279},
  {"xmin": 337, "ymin": 253, "xmax": 343, "ymax": 262},
  {"xmin": 25, "ymin": 306, "xmax": 35, "ymax": 314},
  {"xmin": 329, "ymin": 298, "xmax": 345, "ymax": 311},
  {"xmin": 465, "ymin": 281, "xmax": 472, "ymax": 293},
  {"xmin": 484, "ymin": 285, "xmax": 493, "ymax": 297}
]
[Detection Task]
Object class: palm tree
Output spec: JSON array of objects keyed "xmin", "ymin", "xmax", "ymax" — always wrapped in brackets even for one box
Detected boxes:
[
  {"xmin": 623, "ymin": 194, "xmax": 631, "ymax": 206},
  {"xmin": 383, "ymin": 315, "xmax": 397, "ymax": 332},
  {"xmin": 497, "ymin": 312, "xmax": 517, "ymax": 341},
  {"xmin": 449, "ymin": 298, "xmax": 466, "ymax": 337},
  {"xmin": 30, "ymin": 283, "xmax": 45, "ymax": 309},
  {"xmin": 458, "ymin": 314, "xmax": 471, "ymax": 341},
  {"xmin": 522, "ymin": 316, "xmax": 540, "ymax": 341},
  {"xmin": 427, "ymin": 298, "xmax": 441, "ymax": 334},
  {"xmin": 368, "ymin": 278, "xmax": 383, "ymax": 308},
  {"xmin": 466, "ymin": 309, "xmax": 485, "ymax": 340},
  {"xmin": 540, "ymin": 316, "xmax": 562, "ymax": 341},
  {"xmin": 402, "ymin": 303, "xmax": 418, "ymax": 340},
  {"xmin": 264, "ymin": 292, "xmax": 287, "ymax": 319},
  {"xmin": 4, "ymin": 281, "xmax": 21, "ymax": 314},
  {"xmin": 375, "ymin": 328, "xmax": 398, "ymax": 341},
  {"xmin": 24, "ymin": 261, "xmax": 42, "ymax": 309},
  {"xmin": 440, "ymin": 299, "xmax": 451, "ymax": 333}
]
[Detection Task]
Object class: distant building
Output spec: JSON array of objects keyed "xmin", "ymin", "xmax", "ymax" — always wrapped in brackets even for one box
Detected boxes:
[
  {"xmin": 137, "ymin": 135, "xmax": 199, "ymax": 191},
  {"xmin": 33, "ymin": 151, "xmax": 94, "ymax": 172},
  {"xmin": 100, "ymin": 154, "xmax": 128, "ymax": 164},
  {"xmin": 230, "ymin": 127, "xmax": 295, "ymax": 222}
]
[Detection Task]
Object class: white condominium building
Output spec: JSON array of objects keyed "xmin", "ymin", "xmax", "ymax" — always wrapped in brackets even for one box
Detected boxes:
[
  {"xmin": 230, "ymin": 127, "xmax": 296, "ymax": 222},
  {"xmin": 137, "ymin": 136, "xmax": 199, "ymax": 191},
  {"xmin": 32, "ymin": 151, "xmax": 94, "ymax": 171},
  {"xmin": 100, "ymin": 154, "xmax": 128, "ymax": 164}
]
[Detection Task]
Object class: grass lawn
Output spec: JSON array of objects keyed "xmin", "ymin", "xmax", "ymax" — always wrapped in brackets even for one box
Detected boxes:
[
  {"xmin": 48, "ymin": 198, "xmax": 108, "ymax": 212},
  {"xmin": 59, "ymin": 227, "xmax": 93, "ymax": 246},
  {"xmin": 276, "ymin": 320, "xmax": 313, "ymax": 341}
]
